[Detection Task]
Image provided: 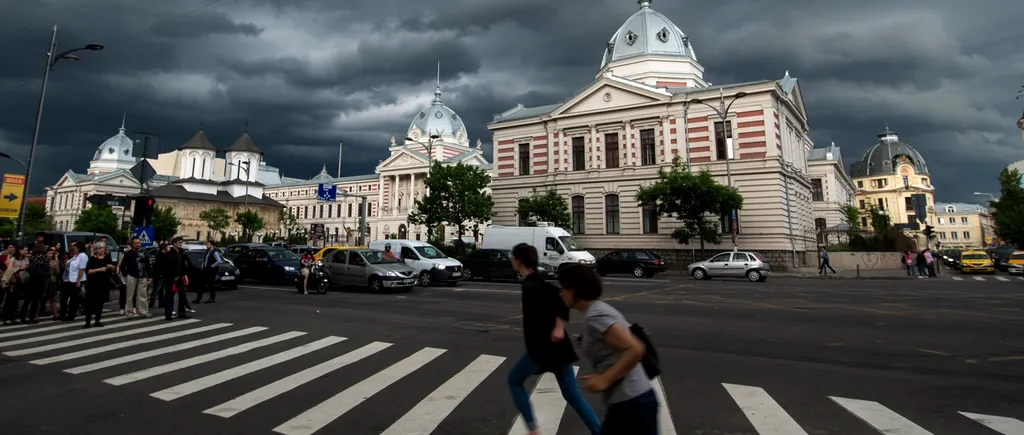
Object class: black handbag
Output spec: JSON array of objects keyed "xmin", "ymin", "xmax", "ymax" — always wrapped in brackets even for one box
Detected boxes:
[{"xmin": 630, "ymin": 323, "xmax": 661, "ymax": 379}]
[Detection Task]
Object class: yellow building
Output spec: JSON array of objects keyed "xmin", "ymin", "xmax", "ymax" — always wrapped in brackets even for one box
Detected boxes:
[
  {"xmin": 849, "ymin": 128, "xmax": 935, "ymax": 244},
  {"xmin": 932, "ymin": 202, "xmax": 993, "ymax": 249}
]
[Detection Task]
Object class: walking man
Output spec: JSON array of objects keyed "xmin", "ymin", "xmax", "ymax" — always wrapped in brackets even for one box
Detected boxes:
[
  {"xmin": 118, "ymin": 238, "xmax": 152, "ymax": 318},
  {"xmin": 818, "ymin": 247, "xmax": 837, "ymax": 275},
  {"xmin": 163, "ymin": 237, "xmax": 191, "ymax": 321},
  {"xmin": 194, "ymin": 240, "xmax": 222, "ymax": 304}
]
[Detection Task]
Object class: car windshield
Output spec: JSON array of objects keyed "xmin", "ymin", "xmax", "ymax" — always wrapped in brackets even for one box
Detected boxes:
[
  {"xmin": 961, "ymin": 253, "xmax": 989, "ymax": 260},
  {"xmin": 1011, "ymin": 254, "xmax": 1024, "ymax": 260},
  {"xmin": 558, "ymin": 236, "xmax": 581, "ymax": 251},
  {"xmin": 363, "ymin": 250, "xmax": 402, "ymax": 264},
  {"xmin": 414, "ymin": 245, "xmax": 447, "ymax": 259},
  {"xmin": 267, "ymin": 250, "xmax": 300, "ymax": 261},
  {"xmin": 185, "ymin": 252, "xmax": 204, "ymax": 264}
]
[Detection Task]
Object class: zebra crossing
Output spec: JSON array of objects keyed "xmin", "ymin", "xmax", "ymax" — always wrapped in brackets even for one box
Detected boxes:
[
  {"xmin": 1, "ymin": 314, "xmax": 1022, "ymax": 434},
  {"xmin": 950, "ymin": 275, "xmax": 1021, "ymax": 281}
]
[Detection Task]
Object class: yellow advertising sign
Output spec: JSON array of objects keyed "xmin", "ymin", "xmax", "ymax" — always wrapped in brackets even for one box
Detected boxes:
[{"xmin": 0, "ymin": 173, "xmax": 26, "ymax": 219}]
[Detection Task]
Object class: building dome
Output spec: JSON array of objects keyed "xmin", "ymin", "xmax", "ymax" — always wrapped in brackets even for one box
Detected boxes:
[
  {"xmin": 849, "ymin": 128, "xmax": 930, "ymax": 178},
  {"xmin": 600, "ymin": 0, "xmax": 696, "ymax": 70},
  {"xmin": 91, "ymin": 119, "xmax": 135, "ymax": 164},
  {"xmin": 405, "ymin": 70, "xmax": 469, "ymax": 147}
]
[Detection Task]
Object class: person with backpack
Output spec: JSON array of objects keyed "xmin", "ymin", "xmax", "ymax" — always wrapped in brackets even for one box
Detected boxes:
[
  {"xmin": 20, "ymin": 243, "xmax": 51, "ymax": 323},
  {"xmin": 557, "ymin": 264, "xmax": 658, "ymax": 435}
]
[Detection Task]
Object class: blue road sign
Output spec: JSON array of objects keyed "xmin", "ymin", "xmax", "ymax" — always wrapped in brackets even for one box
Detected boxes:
[
  {"xmin": 133, "ymin": 225, "xmax": 155, "ymax": 247},
  {"xmin": 317, "ymin": 184, "xmax": 337, "ymax": 202}
]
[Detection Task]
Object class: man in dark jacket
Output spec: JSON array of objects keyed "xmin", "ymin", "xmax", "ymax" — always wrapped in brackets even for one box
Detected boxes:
[
  {"xmin": 163, "ymin": 237, "xmax": 191, "ymax": 321},
  {"xmin": 150, "ymin": 243, "xmax": 166, "ymax": 310}
]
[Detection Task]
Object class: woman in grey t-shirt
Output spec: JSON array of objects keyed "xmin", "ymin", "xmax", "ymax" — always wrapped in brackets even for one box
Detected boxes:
[{"xmin": 557, "ymin": 264, "xmax": 658, "ymax": 434}]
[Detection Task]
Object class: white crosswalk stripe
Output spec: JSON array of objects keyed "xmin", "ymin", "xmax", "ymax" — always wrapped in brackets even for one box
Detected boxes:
[
  {"xmin": 2, "ymin": 316, "xmax": 1020, "ymax": 435},
  {"xmin": 973, "ymin": 276, "xmax": 986, "ymax": 281},
  {"xmin": 995, "ymin": 276, "xmax": 1010, "ymax": 281},
  {"xmin": 0, "ymin": 309, "xmax": 115, "ymax": 336},
  {"xmin": 0, "ymin": 315, "xmax": 137, "ymax": 344},
  {"xmin": 952, "ymin": 276, "xmax": 964, "ymax": 281}
]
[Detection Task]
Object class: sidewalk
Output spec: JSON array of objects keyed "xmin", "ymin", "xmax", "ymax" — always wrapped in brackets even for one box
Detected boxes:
[{"xmin": 772, "ymin": 267, "xmax": 932, "ymax": 280}]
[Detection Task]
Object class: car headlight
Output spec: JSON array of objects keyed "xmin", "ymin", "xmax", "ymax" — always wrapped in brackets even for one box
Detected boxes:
[
  {"xmin": 384, "ymin": 270, "xmax": 398, "ymax": 277},
  {"xmin": 433, "ymin": 263, "xmax": 443, "ymax": 269},
  {"xmin": 284, "ymin": 266, "xmax": 296, "ymax": 271}
]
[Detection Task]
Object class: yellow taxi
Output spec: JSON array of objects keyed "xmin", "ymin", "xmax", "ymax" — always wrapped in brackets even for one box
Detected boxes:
[
  {"xmin": 1005, "ymin": 251, "xmax": 1024, "ymax": 275},
  {"xmin": 314, "ymin": 245, "xmax": 366, "ymax": 260},
  {"xmin": 959, "ymin": 250, "xmax": 995, "ymax": 274}
]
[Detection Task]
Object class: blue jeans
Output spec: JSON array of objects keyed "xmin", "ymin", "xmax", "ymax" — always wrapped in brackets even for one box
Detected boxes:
[{"xmin": 506, "ymin": 354, "xmax": 601, "ymax": 434}]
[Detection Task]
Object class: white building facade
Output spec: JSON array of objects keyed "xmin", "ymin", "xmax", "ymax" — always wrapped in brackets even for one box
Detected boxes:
[
  {"xmin": 808, "ymin": 142, "xmax": 856, "ymax": 236},
  {"xmin": 486, "ymin": 0, "xmax": 817, "ymax": 268}
]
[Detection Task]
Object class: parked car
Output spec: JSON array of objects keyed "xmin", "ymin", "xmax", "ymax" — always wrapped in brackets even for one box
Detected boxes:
[
  {"xmin": 314, "ymin": 245, "xmax": 366, "ymax": 261},
  {"xmin": 481, "ymin": 224, "xmax": 596, "ymax": 273},
  {"xmin": 1006, "ymin": 251, "xmax": 1024, "ymax": 275},
  {"xmin": 322, "ymin": 248, "xmax": 417, "ymax": 292},
  {"xmin": 223, "ymin": 243, "xmax": 270, "ymax": 261},
  {"xmin": 596, "ymin": 250, "xmax": 666, "ymax": 278},
  {"xmin": 457, "ymin": 248, "xmax": 554, "ymax": 282},
  {"xmin": 233, "ymin": 247, "xmax": 302, "ymax": 284},
  {"xmin": 290, "ymin": 245, "xmax": 314, "ymax": 255},
  {"xmin": 687, "ymin": 251, "xmax": 771, "ymax": 282},
  {"xmin": 183, "ymin": 249, "xmax": 240, "ymax": 289},
  {"xmin": 368, "ymin": 239, "xmax": 462, "ymax": 286}
]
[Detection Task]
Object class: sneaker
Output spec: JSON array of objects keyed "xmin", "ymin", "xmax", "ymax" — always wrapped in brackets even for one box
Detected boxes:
[
  {"xmin": 119, "ymin": 309, "xmax": 126, "ymax": 315},
  {"xmin": 172, "ymin": 311, "xmax": 177, "ymax": 316},
  {"xmin": 186, "ymin": 308, "xmax": 196, "ymax": 313},
  {"xmin": 126, "ymin": 312, "xmax": 137, "ymax": 318}
]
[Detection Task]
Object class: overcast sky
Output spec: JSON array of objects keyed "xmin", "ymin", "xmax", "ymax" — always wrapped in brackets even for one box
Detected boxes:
[{"xmin": 1, "ymin": 0, "xmax": 1022, "ymax": 205}]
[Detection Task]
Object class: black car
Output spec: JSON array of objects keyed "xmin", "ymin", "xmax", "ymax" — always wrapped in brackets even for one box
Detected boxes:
[
  {"xmin": 233, "ymin": 247, "xmax": 302, "ymax": 284},
  {"xmin": 596, "ymin": 250, "xmax": 666, "ymax": 278},
  {"xmin": 183, "ymin": 250, "xmax": 240, "ymax": 290},
  {"xmin": 223, "ymin": 243, "xmax": 270, "ymax": 261},
  {"xmin": 457, "ymin": 249, "xmax": 555, "ymax": 282}
]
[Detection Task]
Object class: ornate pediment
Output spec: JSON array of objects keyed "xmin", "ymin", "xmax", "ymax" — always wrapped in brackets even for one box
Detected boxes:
[
  {"xmin": 551, "ymin": 76, "xmax": 671, "ymax": 118},
  {"xmin": 377, "ymin": 148, "xmax": 428, "ymax": 171}
]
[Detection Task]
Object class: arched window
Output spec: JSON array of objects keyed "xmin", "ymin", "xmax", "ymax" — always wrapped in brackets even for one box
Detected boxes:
[
  {"xmin": 571, "ymin": 196, "xmax": 586, "ymax": 234},
  {"xmin": 604, "ymin": 194, "xmax": 620, "ymax": 234},
  {"xmin": 945, "ymin": 205, "xmax": 955, "ymax": 213}
]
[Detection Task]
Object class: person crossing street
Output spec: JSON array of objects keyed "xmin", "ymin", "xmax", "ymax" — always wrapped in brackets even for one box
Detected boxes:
[
  {"xmin": 163, "ymin": 237, "xmax": 191, "ymax": 321},
  {"xmin": 193, "ymin": 241, "xmax": 222, "ymax": 304}
]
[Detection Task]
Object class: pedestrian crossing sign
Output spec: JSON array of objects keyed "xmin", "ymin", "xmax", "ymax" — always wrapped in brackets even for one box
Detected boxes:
[{"xmin": 133, "ymin": 225, "xmax": 155, "ymax": 247}]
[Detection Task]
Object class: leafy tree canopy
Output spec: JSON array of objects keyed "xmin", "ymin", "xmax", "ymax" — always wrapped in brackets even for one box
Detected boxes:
[
  {"xmin": 0, "ymin": 203, "xmax": 52, "ymax": 240},
  {"xmin": 991, "ymin": 168, "xmax": 1024, "ymax": 247},
  {"xmin": 200, "ymin": 207, "xmax": 231, "ymax": 237},
  {"xmin": 635, "ymin": 157, "xmax": 743, "ymax": 248},
  {"xmin": 409, "ymin": 162, "xmax": 493, "ymax": 239},
  {"xmin": 235, "ymin": 210, "xmax": 265, "ymax": 241},
  {"xmin": 840, "ymin": 204, "xmax": 861, "ymax": 231},
  {"xmin": 868, "ymin": 205, "xmax": 892, "ymax": 236},
  {"xmin": 516, "ymin": 188, "xmax": 571, "ymax": 229},
  {"xmin": 73, "ymin": 206, "xmax": 119, "ymax": 236},
  {"xmin": 151, "ymin": 205, "xmax": 181, "ymax": 242}
]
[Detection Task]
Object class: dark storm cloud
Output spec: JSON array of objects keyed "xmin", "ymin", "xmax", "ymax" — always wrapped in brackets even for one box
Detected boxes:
[{"xmin": 1, "ymin": 0, "xmax": 1022, "ymax": 206}]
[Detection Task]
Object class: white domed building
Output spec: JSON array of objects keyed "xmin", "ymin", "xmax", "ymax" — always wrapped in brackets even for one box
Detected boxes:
[
  {"xmin": 263, "ymin": 66, "xmax": 491, "ymax": 244},
  {"xmin": 487, "ymin": 0, "xmax": 827, "ymax": 270}
]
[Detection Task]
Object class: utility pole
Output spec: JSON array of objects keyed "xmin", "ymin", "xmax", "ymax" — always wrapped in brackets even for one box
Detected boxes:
[{"xmin": 337, "ymin": 141, "xmax": 343, "ymax": 178}]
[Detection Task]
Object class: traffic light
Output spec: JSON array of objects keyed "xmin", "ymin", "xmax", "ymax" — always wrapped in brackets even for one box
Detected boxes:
[
  {"xmin": 132, "ymin": 196, "xmax": 155, "ymax": 226},
  {"xmin": 922, "ymin": 225, "xmax": 934, "ymax": 238}
]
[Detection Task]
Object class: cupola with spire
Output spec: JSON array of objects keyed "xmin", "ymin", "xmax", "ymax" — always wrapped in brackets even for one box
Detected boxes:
[
  {"xmin": 598, "ymin": 0, "xmax": 707, "ymax": 88},
  {"xmin": 177, "ymin": 120, "xmax": 218, "ymax": 180},
  {"xmin": 87, "ymin": 112, "xmax": 138, "ymax": 175},
  {"xmin": 404, "ymin": 61, "xmax": 470, "ymax": 149}
]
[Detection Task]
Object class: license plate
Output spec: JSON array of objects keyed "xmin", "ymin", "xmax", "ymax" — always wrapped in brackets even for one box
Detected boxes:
[
  {"xmin": 219, "ymin": 276, "xmax": 235, "ymax": 281},
  {"xmin": 452, "ymin": 272, "xmax": 462, "ymax": 277}
]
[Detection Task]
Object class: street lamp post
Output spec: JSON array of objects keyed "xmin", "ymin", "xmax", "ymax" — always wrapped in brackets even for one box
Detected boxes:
[
  {"xmin": 686, "ymin": 89, "xmax": 748, "ymax": 249},
  {"xmin": 14, "ymin": 25, "xmax": 103, "ymax": 243},
  {"xmin": 403, "ymin": 134, "xmax": 441, "ymax": 237},
  {"xmin": 228, "ymin": 161, "xmax": 252, "ymax": 209}
]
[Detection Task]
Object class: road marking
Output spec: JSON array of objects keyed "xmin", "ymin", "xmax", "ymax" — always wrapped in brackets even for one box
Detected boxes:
[
  {"xmin": 512, "ymin": 367, "xmax": 581, "ymax": 435},
  {"xmin": 914, "ymin": 348, "xmax": 951, "ymax": 357},
  {"xmin": 450, "ymin": 287, "xmax": 520, "ymax": 294},
  {"xmin": 959, "ymin": 411, "xmax": 1024, "ymax": 434},
  {"xmin": 724, "ymin": 383, "xmax": 808, "ymax": 434},
  {"xmin": 151, "ymin": 336, "xmax": 345, "ymax": 401},
  {"xmin": 204, "ymin": 341, "xmax": 393, "ymax": 418},
  {"xmin": 31, "ymin": 323, "xmax": 232, "ymax": 365},
  {"xmin": 652, "ymin": 377, "xmax": 678, "ymax": 435},
  {"xmin": 987, "ymin": 356, "xmax": 1024, "ymax": 362},
  {"xmin": 5, "ymin": 319, "xmax": 198, "ymax": 356},
  {"xmin": 66, "ymin": 326, "xmax": 266, "ymax": 374},
  {"xmin": 952, "ymin": 276, "xmax": 964, "ymax": 281},
  {"xmin": 381, "ymin": 354, "xmax": 505, "ymax": 435},
  {"xmin": 273, "ymin": 347, "xmax": 446, "ymax": 435},
  {"xmin": 830, "ymin": 397, "xmax": 934, "ymax": 434},
  {"xmin": 104, "ymin": 331, "xmax": 305, "ymax": 386},
  {"xmin": 0, "ymin": 310, "xmax": 116, "ymax": 336},
  {"xmin": 973, "ymin": 276, "xmax": 986, "ymax": 281},
  {"xmin": 995, "ymin": 276, "xmax": 1010, "ymax": 281},
  {"xmin": 0, "ymin": 317, "xmax": 155, "ymax": 347}
]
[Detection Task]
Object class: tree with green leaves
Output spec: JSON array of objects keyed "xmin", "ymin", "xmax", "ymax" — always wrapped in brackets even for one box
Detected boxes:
[
  {"xmin": 278, "ymin": 208, "xmax": 300, "ymax": 239},
  {"xmin": 235, "ymin": 210, "xmax": 265, "ymax": 242},
  {"xmin": 200, "ymin": 207, "xmax": 231, "ymax": 240},
  {"xmin": 516, "ymin": 188, "xmax": 571, "ymax": 229},
  {"xmin": 840, "ymin": 204, "xmax": 861, "ymax": 230},
  {"xmin": 635, "ymin": 157, "xmax": 743, "ymax": 252},
  {"xmin": 867, "ymin": 205, "xmax": 892, "ymax": 236},
  {"xmin": 409, "ymin": 162, "xmax": 493, "ymax": 240},
  {"xmin": 0, "ymin": 203, "xmax": 52, "ymax": 239},
  {"xmin": 73, "ymin": 205, "xmax": 119, "ymax": 236},
  {"xmin": 151, "ymin": 205, "xmax": 181, "ymax": 242},
  {"xmin": 991, "ymin": 168, "xmax": 1024, "ymax": 247}
]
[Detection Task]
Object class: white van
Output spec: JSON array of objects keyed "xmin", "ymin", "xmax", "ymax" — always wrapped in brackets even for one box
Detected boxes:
[
  {"xmin": 481, "ymin": 224, "xmax": 596, "ymax": 272},
  {"xmin": 368, "ymin": 239, "xmax": 463, "ymax": 286}
]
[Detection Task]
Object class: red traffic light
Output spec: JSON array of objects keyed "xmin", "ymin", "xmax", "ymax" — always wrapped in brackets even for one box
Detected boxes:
[{"xmin": 146, "ymin": 199, "xmax": 154, "ymax": 206}]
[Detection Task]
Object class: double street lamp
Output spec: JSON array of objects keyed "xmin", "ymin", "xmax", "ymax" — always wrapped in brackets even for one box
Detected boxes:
[
  {"xmin": 686, "ymin": 89, "xmax": 748, "ymax": 248},
  {"xmin": 228, "ymin": 161, "xmax": 253, "ymax": 210},
  {"xmin": 13, "ymin": 25, "xmax": 102, "ymax": 242}
]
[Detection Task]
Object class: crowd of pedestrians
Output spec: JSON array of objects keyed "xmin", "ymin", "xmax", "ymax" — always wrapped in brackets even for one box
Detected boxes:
[{"xmin": 902, "ymin": 248, "xmax": 937, "ymax": 277}]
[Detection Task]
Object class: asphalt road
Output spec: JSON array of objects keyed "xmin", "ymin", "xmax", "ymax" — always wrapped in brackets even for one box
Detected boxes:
[{"xmin": 1, "ymin": 273, "xmax": 1022, "ymax": 435}]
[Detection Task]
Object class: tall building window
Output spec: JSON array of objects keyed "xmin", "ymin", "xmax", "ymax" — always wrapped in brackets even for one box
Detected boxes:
[
  {"xmin": 876, "ymin": 198, "xmax": 884, "ymax": 210},
  {"xmin": 357, "ymin": 203, "xmax": 364, "ymax": 217},
  {"xmin": 604, "ymin": 133, "xmax": 620, "ymax": 169},
  {"xmin": 640, "ymin": 129, "xmax": 656, "ymax": 166},
  {"xmin": 319, "ymin": 204, "xmax": 324, "ymax": 218},
  {"xmin": 604, "ymin": 194, "xmax": 620, "ymax": 234},
  {"xmin": 518, "ymin": 143, "xmax": 531, "ymax": 176},
  {"xmin": 811, "ymin": 179, "xmax": 824, "ymax": 202},
  {"xmin": 572, "ymin": 137, "xmax": 586, "ymax": 171},
  {"xmin": 905, "ymin": 197, "xmax": 914, "ymax": 212},
  {"xmin": 815, "ymin": 218, "xmax": 828, "ymax": 244},
  {"xmin": 859, "ymin": 199, "xmax": 866, "ymax": 209},
  {"xmin": 347, "ymin": 203, "xmax": 353, "ymax": 218},
  {"xmin": 642, "ymin": 203, "xmax": 659, "ymax": 234},
  {"xmin": 304, "ymin": 206, "xmax": 309, "ymax": 219},
  {"xmin": 902, "ymin": 175, "xmax": 909, "ymax": 187},
  {"xmin": 571, "ymin": 196, "xmax": 585, "ymax": 234},
  {"xmin": 714, "ymin": 121, "xmax": 733, "ymax": 160},
  {"xmin": 861, "ymin": 216, "xmax": 868, "ymax": 227},
  {"xmin": 720, "ymin": 211, "xmax": 736, "ymax": 234}
]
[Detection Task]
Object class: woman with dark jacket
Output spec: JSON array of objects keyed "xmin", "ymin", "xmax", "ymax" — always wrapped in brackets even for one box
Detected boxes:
[
  {"xmin": 83, "ymin": 243, "xmax": 115, "ymax": 328},
  {"xmin": 20, "ymin": 243, "xmax": 51, "ymax": 323},
  {"xmin": 506, "ymin": 243, "xmax": 600, "ymax": 435}
]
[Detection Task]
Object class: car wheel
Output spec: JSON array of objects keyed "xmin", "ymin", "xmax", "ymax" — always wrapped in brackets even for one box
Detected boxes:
[
  {"xmin": 419, "ymin": 271, "xmax": 432, "ymax": 287},
  {"xmin": 691, "ymin": 268, "xmax": 707, "ymax": 280},
  {"xmin": 369, "ymin": 277, "xmax": 383, "ymax": 293},
  {"xmin": 747, "ymin": 269, "xmax": 762, "ymax": 282},
  {"xmin": 463, "ymin": 267, "xmax": 474, "ymax": 281},
  {"xmin": 633, "ymin": 265, "xmax": 645, "ymax": 278}
]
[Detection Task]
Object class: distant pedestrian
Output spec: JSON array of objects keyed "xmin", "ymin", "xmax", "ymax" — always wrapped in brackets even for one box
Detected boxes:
[
  {"xmin": 194, "ymin": 240, "xmax": 222, "ymax": 303},
  {"xmin": 20, "ymin": 243, "xmax": 51, "ymax": 323},
  {"xmin": 163, "ymin": 237, "xmax": 191, "ymax": 321},
  {"xmin": 507, "ymin": 243, "xmax": 601, "ymax": 435},
  {"xmin": 558, "ymin": 264, "xmax": 658, "ymax": 435},
  {"xmin": 118, "ymin": 238, "xmax": 151, "ymax": 318},
  {"xmin": 902, "ymin": 251, "xmax": 915, "ymax": 276},
  {"xmin": 916, "ymin": 250, "xmax": 928, "ymax": 278},
  {"xmin": 82, "ymin": 243, "xmax": 115, "ymax": 328},
  {"xmin": 818, "ymin": 247, "xmax": 836, "ymax": 276},
  {"xmin": 924, "ymin": 249, "xmax": 936, "ymax": 277}
]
